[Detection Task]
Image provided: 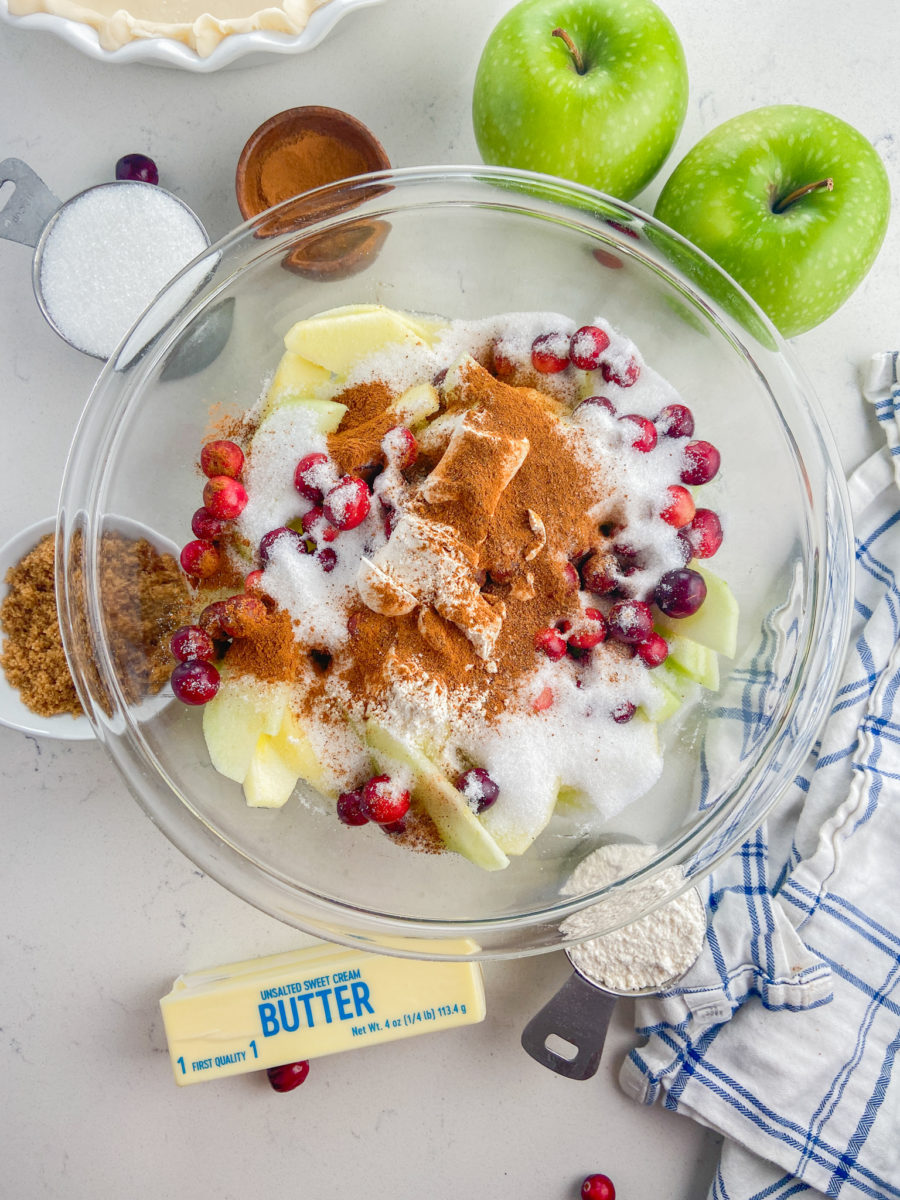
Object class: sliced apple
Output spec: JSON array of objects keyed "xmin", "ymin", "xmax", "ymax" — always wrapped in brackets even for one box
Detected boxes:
[
  {"xmin": 264, "ymin": 351, "xmax": 332, "ymax": 410},
  {"xmin": 666, "ymin": 634, "xmax": 720, "ymax": 691},
  {"xmin": 641, "ymin": 671, "xmax": 684, "ymax": 723},
  {"xmin": 283, "ymin": 306, "xmax": 432, "ymax": 375},
  {"xmin": 364, "ymin": 721, "xmax": 509, "ymax": 871},
  {"xmin": 243, "ymin": 708, "xmax": 328, "ymax": 809},
  {"xmin": 256, "ymin": 394, "xmax": 348, "ymax": 436},
  {"xmin": 201, "ymin": 677, "xmax": 290, "ymax": 784},
  {"xmin": 656, "ymin": 565, "xmax": 739, "ymax": 658},
  {"xmin": 388, "ymin": 382, "xmax": 440, "ymax": 427}
]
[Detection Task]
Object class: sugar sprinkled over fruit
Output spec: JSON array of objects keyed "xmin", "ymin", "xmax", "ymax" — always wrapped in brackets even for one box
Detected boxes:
[{"xmin": 170, "ymin": 659, "xmax": 220, "ymax": 705}]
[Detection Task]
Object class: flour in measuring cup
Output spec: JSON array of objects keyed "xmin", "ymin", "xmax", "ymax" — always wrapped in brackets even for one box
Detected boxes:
[{"xmin": 562, "ymin": 842, "xmax": 707, "ymax": 992}]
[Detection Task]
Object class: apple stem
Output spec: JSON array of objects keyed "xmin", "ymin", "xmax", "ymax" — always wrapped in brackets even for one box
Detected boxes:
[
  {"xmin": 771, "ymin": 177, "xmax": 834, "ymax": 214},
  {"xmin": 552, "ymin": 27, "xmax": 586, "ymax": 74}
]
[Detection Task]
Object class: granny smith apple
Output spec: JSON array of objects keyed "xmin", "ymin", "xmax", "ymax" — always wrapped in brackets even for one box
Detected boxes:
[
  {"xmin": 472, "ymin": 0, "xmax": 688, "ymax": 201},
  {"xmin": 654, "ymin": 105, "xmax": 890, "ymax": 337}
]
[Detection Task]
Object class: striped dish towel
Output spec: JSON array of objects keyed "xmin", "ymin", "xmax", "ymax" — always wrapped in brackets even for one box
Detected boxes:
[{"xmin": 619, "ymin": 352, "xmax": 900, "ymax": 1200}]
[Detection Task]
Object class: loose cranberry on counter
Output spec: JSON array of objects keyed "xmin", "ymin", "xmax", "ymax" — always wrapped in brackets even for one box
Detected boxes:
[
  {"xmin": 681, "ymin": 439, "xmax": 721, "ymax": 485},
  {"xmin": 655, "ymin": 568, "xmax": 707, "ymax": 618},
  {"xmin": 581, "ymin": 1173, "xmax": 616, "ymax": 1200},
  {"xmin": 259, "ymin": 526, "xmax": 309, "ymax": 565},
  {"xmin": 191, "ymin": 506, "xmax": 227, "ymax": 541},
  {"xmin": 170, "ymin": 625, "xmax": 215, "ymax": 663},
  {"xmin": 266, "ymin": 1060, "xmax": 310, "ymax": 1093},
  {"xmin": 531, "ymin": 331, "xmax": 571, "ymax": 373},
  {"xmin": 573, "ymin": 395, "xmax": 617, "ymax": 420},
  {"xmin": 294, "ymin": 452, "xmax": 335, "ymax": 502},
  {"xmin": 656, "ymin": 402, "xmax": 694, "ymax": 438},
  {"xmin": 685, "ymin": 508, "xmax": 723, "ymax": 558},
  {"xmin": 636, "ymin": 632, "xmax": 669, "ymax": 668},
  {"xmin": 203, "ymin": 475, "xmax": 248, "ymax": 520},
  {"xmin": 323, "ymin": 476, "xmax": 371, "ymax": 532},
  {"xmin": 601, "ymin": 356, "xmax": 640, "ymax": 388},
  {"xmin": 534, "ymin": 626, "xmax": 568, "ymax": 661},
  {"xmin": 171, "ymin": 659, "xmax": 220, "ymax": 705},
  {"xmin": 660, "ymin": 484, "xmax": 696, "ymax": 529},
  {"xmin": 179, "ymin": 538, "xmax": 221, "ymax": 579},
  {"xmin": 569, "ymin": 325, "xmax": 611, "ymax": 370},
  {"xmin": 360, "ymin": 775, "xmax": 410, "ymax": 825},
  {"xmin": 115, "ymin": 153, "xmax": 159, "ymax": 185},
  {"xmin": 607, "ymin": 599, "xmax": 654, "ymax": 645},
  {"xmin": 456, "ymin": 767, "xmax": 500, "ymax": 813},
  {"xmin": 200, "ymin": 439, "xmax": 244, "ymax": 480},
  {"xmin": 336, "ymin": 790, "xmax": 369, "ymax": 827},
  {"xmin": 620, "ymin": 413, "xmax": 657, "ymax": 453},
  {"xmin": 610, "ymin": 700, "xmax": 636, "ymax": 724}
]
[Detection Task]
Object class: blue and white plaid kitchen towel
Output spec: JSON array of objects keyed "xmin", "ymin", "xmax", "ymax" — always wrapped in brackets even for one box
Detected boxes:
[{"xmin": 619, "ymin": 352, "xmax": 900, "ymax": 1200}]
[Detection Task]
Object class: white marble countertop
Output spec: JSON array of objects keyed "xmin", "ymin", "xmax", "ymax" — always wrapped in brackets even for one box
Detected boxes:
[{"xmin": 1, "ymin": 2, "xmax": 898, "ymax": 1196}]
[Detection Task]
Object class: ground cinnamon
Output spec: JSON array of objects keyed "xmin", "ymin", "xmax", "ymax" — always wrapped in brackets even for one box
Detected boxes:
[{"xmin": 255, "ymin": 132, "xmax": 371, "ymax": 209}]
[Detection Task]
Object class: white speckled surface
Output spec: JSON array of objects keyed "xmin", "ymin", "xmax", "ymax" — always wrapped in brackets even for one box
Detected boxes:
[{"xmin": 1, "ymin": 3, "xmax": 898, "ymax": 1196}]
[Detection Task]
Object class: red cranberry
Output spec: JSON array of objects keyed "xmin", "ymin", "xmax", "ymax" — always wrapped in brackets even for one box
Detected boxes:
[
  {"xmin": 601, "ymin": 356, "xmax": 640, "ymax": 387},
  {"xmin": 681, "ymin": 439, "xmax": 721, "ymax": 485},
  {"xmin": 198, "ymin": 599, "xmax": 231, "ymax": 640},
  {"xmin": 245, "ymin": 569, "xmax": 269, "ymax": 597},
  {"xmin": 294, "ymin": 452, "xmax": 335, "ymax": 502},
  {"xmin": 301, "ymin": 506, "xmax": 338, "ymax": 544},
  {"xmin": 200, "ymin": 439, "xmax": 244, "ymax": 480},
  {"xmin": 581, "ymin": 1173, "xmax": 616, "ymax": 1200},
  {"xmin": 317, "ymin": 547, "xmax": 338, "ymax": 573},
  {"xmin": 323, "ymin": 476, "xmax": 371, "ymax": 531},
  {"xmin": 611, "ymin": 701, "xmax": 636, "ymax": 724},
  {"xmin": 382, "ymin": 425, "xmax": 418, "ymax": 470},
  {"xmin": 686, "ymin": 508, "xmax": 723, "ymax": 558},
  {"xmin": 266, "ymin": 1060, "xmax": 310, "ymax": 1093},
  {"xmin": 660, "ymin": 484, "xmax": 696, "ymax": 528},
  {"xmin": 655, "ymin": 568, "xmax": 707, "ymax": 617},
  {"xmin": 607, "ymin": 599, "xmax": 654, "ymax": 644},
  {"xmin": 171, "ymin": 659, "xmax": 220, "ymax": 705},
  {"xmin": 573, "ymin": 395, "xmax": 617, "ymax": 419},
  {"xmin": 556, "ymin": 618, "xmax": 573, "ymax": 634},
  {"xmin": 170, "ymin": 625, "xmax": 215, "ymax": 663},
  {"xmin": 219, "ymin": 594, "xmax": 268, "ymax": 638},
  {"xmin": 569, "ymin": 324, "xmax": 611, "ymax": 370},
  {"xmin": 491, "ymin": 341, "xmax": 515, "ymax": 378},
  {"xmin": 562, "ymin": 562, "xmax": 580, "ymax": 592},
  {"xmin": 636, "ymin": 632, "xmax": 669, "ymax": 668},
  {"xmin": 456, "ymin": 767, "xmax": 500, "ymax": 813},
  {"xmin": 568, "ymin": 610, "xmax": 607, "ymax": 654},
  {"xmin": 115, "ymin": 153, "xmax": 158, "ymax": 185},
  {"xmin": 259, "ymin": 526, "xmax": 308, "ymax": 565},
  {"xmin": 191, "ymin": 506, "xmax": 227, "ymax": 541},
  {"xmin": 581, "ymin": 552, "xmax": 619, "ymax": 596},
  {"xmin": 381, "ymin": 817, "xmax": 408, "ymax": 835},
  {"xmin": 202, "ymin": 475, "xmax": 248, "ymax": 520},
  {"xmin": 532, "ymin": 685, "xmax": 554, "ymax": 712},
  {"xmin": 179, "ymin": 538, "xmax": 220, "ymax": 579},
  {"xmin": 336, "ymin": 790, "xmax": 368, "ymax": 826},
  {"xmin": 620, "ymin": 414, "xmax": 657, "ymax": 452},
  {"xmin": 676, "ymin": 531, "xmax": 693, "ymax": 564},
  {"xmin": 656, "ymin": 403, "xmax": 694, "ymax": 438},
  {"xmin": 361, "ymin": 775, "xmax": 410, "ymax": 825},
  {"xmin": 534, "ymin": 626, "xmax": 568, "ymax": 661},
  {"xmin": 531, "ymin": 331, "xmax": 570, "ymax": 373}
]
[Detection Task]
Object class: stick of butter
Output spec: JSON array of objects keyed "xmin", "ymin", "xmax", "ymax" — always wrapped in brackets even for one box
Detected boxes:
[{"xmin": 160, "ymin": 941, "xmax": 485, "ymax": 1086}]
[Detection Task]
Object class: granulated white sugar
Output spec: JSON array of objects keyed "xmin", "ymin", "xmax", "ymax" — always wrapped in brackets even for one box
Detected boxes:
[{"xmin": 39, "ymin": 182, "xmax": 208, "ymax": 359}]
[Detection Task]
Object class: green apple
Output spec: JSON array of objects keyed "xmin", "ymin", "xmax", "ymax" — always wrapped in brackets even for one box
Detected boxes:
[
  {"xmin": 472, "ymin": 0, "xmax": 688, "ymax": 201},
  {"xmin": 655, "ymin": 565, "xmax": 739, "ymax": 658},
  {"xmin": 654, "ymin": 106, "xmax": 890, "ymax": 337}
]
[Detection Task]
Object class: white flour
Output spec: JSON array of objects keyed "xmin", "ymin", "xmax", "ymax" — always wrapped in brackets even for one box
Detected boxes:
[{"xmin": 562, "ymin": 842, "xmax": 706, "ymax": 992}]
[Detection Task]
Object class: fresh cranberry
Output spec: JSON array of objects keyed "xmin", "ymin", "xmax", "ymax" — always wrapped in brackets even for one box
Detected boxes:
[
  {"xmin": 170, "ymin": 625, "xmax": 215, "ymax": 663},
  {"xmin": 686, "ymin": 508, "xmax": 723, "ymax": 558},
  {"xmin": 532, "ymin": 685, "xmax": 554, "ymax": 712},
  {"xmin": 317, "ymin": 547, "xmax": 338, "ymax": 573},
  {"xmin": 611, "ymin": 701, "xmax": 636, "ymax": 724},
  {"xmin": 383, "ymin": 507, "xmax": 398, "ymax": 539},
  {"xmin": 191, "ymin": 506, "xmax": 227, "ymax": 541},
  {"xmin": 581, "ymin": 1173, "xmax": 616, "ymax": 1200},
  {"xmin": 456, "ymin": 767, "xmax": 500, "ymax": 813},
  {"xmin": 115, "ymin": 153, "xmax": 158, "ymax": 185},
  {"xmin": 179, "ymin": 538, "xmax": 220, "ymax": 579},
  {"xmin": 569, "ymin": 325, "xmax": 611, "ymax": 371},
  {"xmin": 568, "ymin": 610, "xmax": 607, "ymax": 654},
  {"xmin": 266, "ymin": 1060, "xmax": 310, "ymax": 1093},
  {"xmin": 323, "ymin": 476, "xmax": 371, "ymax": 532},
  {"xmin": 200, "ymin": 439, "xmax": 244, "ymax": 480},
  {"xmin": 660, "ymin": 484, "xmax": 696, "ymax": 528},
  {"xmin": 621, "ymin": 414, "xmax": 657, "ymax": 452},
  {"xmin": 381, "ymin": 817, "xmax": 408, "ymax": 835},
  {"xmin": 607, "ymin": 599, "xmax": 654, "ymax": 644},
  {"xmin": 491, "ymin": 341, "xmax": 515, "ymax": 378},
  {"xmin": 636, "ymin": 632, "xmax": 669, "ymax": 668},
  {"xmin": 601, "ymin": 356, "xmax": 640, "ymax": 387},
  {"xmin": 219, "ymin": 593, "xmax": 268, "ymax": 638},
  {"xmin": 556, "ymin": 618, "xmax": 573, "ymax": 634},
  {"xmin": 244, "ymin": 569, "xmax": 268, "ymax": 596},
  {"xmin": 259, "ymin": 526, "xmax": 308, "ymax": 565},
  {"xmin": 202, "ymin": 475, "xmax": 248, "ymax": 520},
  {"xmin": 534, "ymin": 626, "xmax": 568, "ymax": 661},
  {"xmin": 336, "ymin": 790, "xmax": 368, "ymax": 826},
  {"xmin": 676, "ymin": 531, "xmax": 694, "ymax": 564},
  {"xmin": 382, "ymin": 425, "xmax": 418, "ymax": 470},
  {"xmin": 581, "ymin": 552, "xmax": 619, "ymax": 595},
  {"xmin": 573, "ymin": 395, "xmax": 617, "ymax": 419},
  {"xmin": 170, "ymin": 659, "xmax": 220, "ymax": 705},
  {"xmin": 198, "ymin": 599, "xmax": 231, "ymax": 640},
  {"xmin": 681, "ymin": 440, "xmax": 721, "ymax": 485},
  {"xmin": 655, "ymin": 568, "xmax": 707, "ymax": 617},
  {"xmin": 294, "ymin": 452, "xmax": 335, "ymax": 502},
  {"xmin": 531, "ymin": 331, "xmax": 570, "ymax": 373},
  {"xmin": 360, "ymin": 775, "xmax": 410, "ymax": 825},
  {"xmin": 301, "ymin": 506, "xmax": 338, "ymax": 544},
  {"xmin": 656, "ymin": 403, "xmax": 694, "ymax": 438}
]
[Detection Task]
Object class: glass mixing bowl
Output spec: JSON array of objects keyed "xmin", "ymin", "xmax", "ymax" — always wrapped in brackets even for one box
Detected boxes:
[{"xmin": 57, "ymin": 166, "xmax": 853, "ymax": 959}]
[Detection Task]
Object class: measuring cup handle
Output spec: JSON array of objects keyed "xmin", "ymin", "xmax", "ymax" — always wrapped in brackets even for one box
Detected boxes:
[
  {"xmin": 520, "ymin": 972, "xmax": 618, "ymax": 1080},
  {"xmin": 0, "ymin": 159, "xmax": 60, "ymax": 248}
]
